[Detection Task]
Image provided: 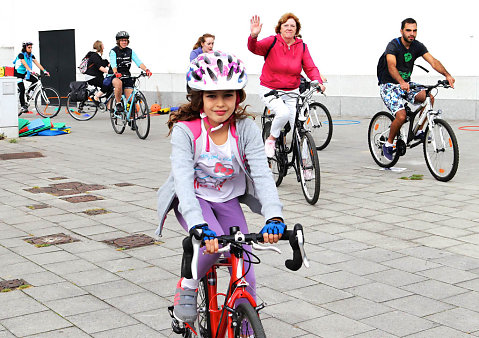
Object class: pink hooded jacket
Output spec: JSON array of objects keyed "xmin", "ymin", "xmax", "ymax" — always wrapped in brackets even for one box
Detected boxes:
[{"xmin": 248, "ymin": 34, "xmax": 322, "ymax": 90}]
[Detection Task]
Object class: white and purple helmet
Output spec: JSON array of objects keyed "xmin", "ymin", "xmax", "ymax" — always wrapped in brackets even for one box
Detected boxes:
[{"xmin": 187, "ymin": 51, "xmax": 247, "ymax": 91}]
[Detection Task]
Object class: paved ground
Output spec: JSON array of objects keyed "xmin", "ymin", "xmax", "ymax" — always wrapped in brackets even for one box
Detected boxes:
[{"xmin": 1, "ymin": 108, "xmax": 479, "ymax": 337}]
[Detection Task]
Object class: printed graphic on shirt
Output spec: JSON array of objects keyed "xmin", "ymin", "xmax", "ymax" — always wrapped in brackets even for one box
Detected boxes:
[{"xmin": 194, "ymin": 153, "xmax": 236, "ymax": 191}]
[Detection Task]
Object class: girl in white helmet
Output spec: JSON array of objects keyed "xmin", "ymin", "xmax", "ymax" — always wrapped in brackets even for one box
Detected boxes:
[{"xmin": 156, "ymin": 51, "xmax": 285, "ymax": 324}]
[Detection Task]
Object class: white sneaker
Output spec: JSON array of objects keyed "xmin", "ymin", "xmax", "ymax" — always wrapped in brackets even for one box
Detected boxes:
[
  {"xmin": 264, "ymin": 139, "xmax": 276, "ymax": 158},
  {"xmin": 304, "ymin": 170, "xmax": 314, "ymax": 180}
]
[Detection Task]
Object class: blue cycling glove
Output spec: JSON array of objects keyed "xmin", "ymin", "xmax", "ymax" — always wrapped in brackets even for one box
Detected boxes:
[
  {"xmin": 260, "ymin": 219, "xmax": 286, "ymax": 236},
  {"xmin": 190, "ymin": 223, "xmax": 217, "ymax": 241}
]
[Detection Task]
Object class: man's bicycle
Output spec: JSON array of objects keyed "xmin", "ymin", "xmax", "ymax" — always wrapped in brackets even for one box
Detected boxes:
[
  {"xmin": 110, "ymin": 73, "xmax": 150, "ymax": 139},
  {"xmin": 66, "ymin": 84, "xmax": 113, "ymax": 121},
  {"xmin": 261, "ymin": 84, "xmax": 324, "ymax": 205},
  {"xmin": 18, "ymin": 74, "xmax": 61, "ymax": 118},
  {"xmin": 368, "ymin": 79, "xmax": 459, "ymax": 181},
  {"xmin": 169, "ymin": 224, "xmax": 309, "ymax": 338}
]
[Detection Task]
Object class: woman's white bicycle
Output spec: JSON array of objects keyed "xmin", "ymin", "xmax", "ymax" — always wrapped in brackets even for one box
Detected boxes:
[
  {"xmin": 18, "ymin": 74, "xmax": 61, "ymax": 118},
  {"xmin": 368, "ymin": 80, "xmax": 459, "ymax": 182}
]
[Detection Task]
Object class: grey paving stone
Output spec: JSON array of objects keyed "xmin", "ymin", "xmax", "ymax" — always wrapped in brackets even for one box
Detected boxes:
[
  {"xmin": 285, "ymin": 283, "xmax": 352, "ymax": 305},
  {"xmin": 304, "ymin": 249, "xmax": 353, "ymax": 265},
  {"xmin": 0, "ymin": 291, "xmax": 47, "ymax": 320},
  {"xmin": 381, "ymin": 256, "xmax": 441, "ymax": 273},
  {"xmin": 383, "ymin": 294, "xmax": 455, "ymax": 317},
  {"xmin": 352, "ymin": 247, "xmax": 404, "ymax": 263},
  {"xmin": 104, "ymin": 291, "xmax": 169, "ymax": 314},
  {"xmin": 44, "ymin": 295, "xmax": 111, "ymax": 317},
  {"xmin": 456, "ymin": 278, "xmax": 479, "ymax": 292},
  {"xmin": 432, "ymin": 254, "xmax": 479, "ymax": 270},
  {"xmin": 43, "ymin": 259, "xmax": 98, "ymax": 275},
  {"xmin": 131, "ymin": 308, "xmax": 172, "ymax": 331},
  {"xmin": 360, "ymin": 310, "xmax": 435, "ymax": 336},
  {"xmin": 26, "ymin": 327, "xmax": 91, "ymax": 337},
  {"xmin": 444, "ymin": 291, "xmax": 479, "ymax": 312},
  {"xmin": 91, "ymin": 323, "xmax": 162, "ymax": 338},
  {"xmin": 401, "ymin": 279, "xmax": 469, "ymax": 300},
  {"xmin": 417, "ymin": 266, "xmax": 478, "ymax": 284},
  {"xmin": 413, "ymin": 235, "xmax": 464, "ymax": 249},
  {"xmin": 95, "ymin": 257, "xmax": 152, "ymax": 273},
  {"xmin": 20, "ymin": 270, "xmax": 66, "ymax": 286},
  {"xmin": 296, "ymin": 313, "xmax": 374, "ymax": 337},
  {"xmin": 263, "ymin": 299, "xmax": 331, "ymax": 324},
  {"xmin": 345, "ymin": 282, "xmax": 412, "ymax": 302},
  {"xmin": 311, "ymin": 270, "xmax": 372, "ymax": 289},
  {"xmin": 330, "ymin": 258, "xmax": 389, "ymax": 276},
  {"xmin": 350, "ymin": 329, "xmax": 398, "ymax": 337},
  {"xmin": 365, "ymin": 268, "xmax": 427, "ymax": 287},
  {"xmin": 23, "ymin": 282, "xmax": 87, "ymax": 302},
  {"xmin": 0, "ymin": 261, "xmax": 45, "ymax": 278},
  {"xmin": 322, "ymin": 296, "xmax": 393, "ymax": 320},
  {"xmin": 75, "ymin": 248, "xmax": 130, "ymax": 262},
  {"xmin": 0, "ymin": 311, "xmax": 72, "ymax": 337},
  {"xmin": 405, "ymin": 325, "xmax": 473, "ymax": 338},
  {"xmin": 66, "ymin": 308, "xmax": 138, "ymax": 334},
  {"xmin": 117, "ymin": 266, "xmax": 176, "ymax": 284},
  {"xmin": 321, "ymin": 239, "xmax": 373, "ymax": 253},
  {"xmin": 426, "ymin": 308, "xmax": 479, "ymax": 333},
  {"xmin": 83, "ymin": 279, "xmax": 145, "ymax": 300},
  {"xmin": 27, "ymin": 250, "xmax": 79, "ymax": 265},
  {"xmin": 63, "ymin": 268, "xmax": 121, "ymax": 287},
  {"xmin": 259, "ymin": 272, "xmax": 317, "ymax": 292}
]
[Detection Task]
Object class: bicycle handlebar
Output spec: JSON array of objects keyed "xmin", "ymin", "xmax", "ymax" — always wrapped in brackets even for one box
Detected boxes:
[
  {"xmin": 181, "ymin": 224, "xmax": 310, "ymax": 280},
  {"xmin": 263, "ymin": 81, "xmax": 324, "ymax": 100},
  {"xmin": 119, "ymin": 72, "xmax": 148, "ymax": 80}
]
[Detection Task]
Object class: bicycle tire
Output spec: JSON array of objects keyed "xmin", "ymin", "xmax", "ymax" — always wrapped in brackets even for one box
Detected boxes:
[
  {"xmin": 305, "ymin": 102, "xmax": 333, "ymax": 150},
  {"xmin": 66, "ymin": 94, "xmax": 98, "ymax": 121},
  {"xmin": 423, "ymin": 118, "xmax": 459, "ymax": 182},
  {"xmin": 132, "ymin": 91, "xmax": 150, "ymax": 139},
  {"xmin": 298, "ymin": 132, "xmax": 320, "ymax": 205},
  {"xmin": 368, "ymin": 111, "xmax": 400, "ymax": 168},
  {"xmin": 35, "ymin": 87, "xmax": 61, "ymax": 118},
  {"xmin": 234, "ymin": 303, "xmax": 266, "ymax": 338},
  {"xmin": 262, "ymin": 120, "xmax": 284, "ymax": 186},
  {"xmin": 194, "ymin": 276, "xmax": 212, "ymax": 338},
  {"xmin": 109, "ymin": 97, "xmax": 126, "ymax": 134}
]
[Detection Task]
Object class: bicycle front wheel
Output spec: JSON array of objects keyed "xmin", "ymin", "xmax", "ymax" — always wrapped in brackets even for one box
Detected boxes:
[
  {"xmin": 194, "ymin": 277, "xmax": 211, "ymax": 338},
  {"xmin": 35, "ymin": 87, "xmax": 61, "ymax": 118},
  {"xmin": 234, "ymin": 303, "xmax": 266, "ymax": 338},
  {"xmin": 423, "ymin": 118, "xmax": 459, "ymax": 182},
  {"xmin": 66, "ymin": 95, "xmax": 98, "ymax": 121},
  {"xmin": 298, "ymin": 132, "xmax": 320, "ymax": 204},
  {"xmin": 368, "ymin": 111, "xmax": 400, "ymax": 168},
  {"xmin": 132, "ymin": 92, "xmax": 150, "ymax": 139},
  {"xmin": 109, "ymin": 97, "xmax": 126, "ymax": 134},
  {"xmin": 263, "ymin": 120, "xmax": 284, "ymax": 186},
  {"xmin": 305, "ymin": 102, "xmax": 333, "ymax": 150}
]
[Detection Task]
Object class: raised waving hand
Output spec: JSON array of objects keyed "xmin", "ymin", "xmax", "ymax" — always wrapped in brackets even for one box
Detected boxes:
[{"xmin": 250, "ymin": 15, "xmax": 263, "ymax": 38}]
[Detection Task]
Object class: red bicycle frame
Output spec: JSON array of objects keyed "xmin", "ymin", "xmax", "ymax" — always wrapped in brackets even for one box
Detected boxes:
[{"xmin": 205, "ymin": 253, "xmax": 258, "ymax": 337}]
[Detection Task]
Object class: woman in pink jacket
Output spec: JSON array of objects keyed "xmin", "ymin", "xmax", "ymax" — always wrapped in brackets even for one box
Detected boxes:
[{"xmin": 248, "ymin": 13, "xmax": 326, "ymax": 157}]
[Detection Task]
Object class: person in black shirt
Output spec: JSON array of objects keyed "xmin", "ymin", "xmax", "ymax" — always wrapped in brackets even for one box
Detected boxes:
[
  {"xmin": 84, "ymin": 40, "xmax": 110, "ymax": 102},
  {"xmin": 378, "ymin": 18, "xmax": 455, "ymax": 160}
]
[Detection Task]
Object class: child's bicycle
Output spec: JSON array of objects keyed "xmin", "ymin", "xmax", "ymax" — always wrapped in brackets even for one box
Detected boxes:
[
  {"xmin": 169, "ymin": 224, "xmax": 309, "ymax": 338},
  {"xmin": 110, "ymin": 72, "xmax": 150, "ymax": 139},
  {"xmin": 262, "ymin": 83, "xmax": 324, "ymax": 205},
  {"xmin": 368, "ymin": 79, "xmax": 459, "ymax": 182},
  {"xmin": 65, "ymin": 84, "xmax": 113, "ymax": 121},
  {"xmin": 18, "ymin": 74, "xmax": 61, "ymax": 118}
]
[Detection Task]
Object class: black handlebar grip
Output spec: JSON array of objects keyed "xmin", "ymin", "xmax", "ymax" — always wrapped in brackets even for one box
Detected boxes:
[
  {"xmin": 285, "ymin": 224, "xmax": 303, "ymax": 271},
  {"xmin": 180, "ymin": 237, "xmax": 193, "ymax": 279},
  {"xmin": 264, "ymin": 90, "xmax": 277, "ymax": 97}
]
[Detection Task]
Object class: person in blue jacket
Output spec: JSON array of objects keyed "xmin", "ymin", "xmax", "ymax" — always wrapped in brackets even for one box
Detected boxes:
[{"xmin": 14, "ymin": 41, "xmax": 50, "ymax": 113}]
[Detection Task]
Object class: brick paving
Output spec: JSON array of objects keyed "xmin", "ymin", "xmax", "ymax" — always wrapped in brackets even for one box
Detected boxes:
[{"xmin": 1, "ymin": 111, "xmax": 478, "ymax": 337}]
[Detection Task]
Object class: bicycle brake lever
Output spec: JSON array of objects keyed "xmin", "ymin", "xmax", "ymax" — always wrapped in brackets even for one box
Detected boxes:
[
  {"xmin": 297, "ymin": 230, "xmax": 310, "ymax": 268},
  {"xmin": 252, "ymin": 242, "xmax": 282, "ymax": 254},
  {"xmin": 210, "ymin": 243, "xmax": 231, "ymax": 254},
  {"xmin": 191, "ymin": 236, "xmax": 202, "ymax": 280}
]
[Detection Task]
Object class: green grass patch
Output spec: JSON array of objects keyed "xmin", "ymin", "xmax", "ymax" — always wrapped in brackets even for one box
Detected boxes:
[{"xmin": 400, "ymin": 174, "xmax": 424, "ymax": 180}]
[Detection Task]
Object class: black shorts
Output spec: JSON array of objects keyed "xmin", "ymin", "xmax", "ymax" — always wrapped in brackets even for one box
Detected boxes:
[{"xmin": 120, "ymin": 77, "xmax": 134, "ymax": 89}]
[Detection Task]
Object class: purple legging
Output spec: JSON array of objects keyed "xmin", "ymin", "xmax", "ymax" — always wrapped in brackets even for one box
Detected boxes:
[{"xmin": 174, "ymin": 197, "xmax": 256, "ymax": 300}]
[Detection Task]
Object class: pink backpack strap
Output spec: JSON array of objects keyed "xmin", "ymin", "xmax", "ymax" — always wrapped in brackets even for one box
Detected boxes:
[{"xmin": 179, "ymin": 119, "xmax": 202, "ymax": 158}]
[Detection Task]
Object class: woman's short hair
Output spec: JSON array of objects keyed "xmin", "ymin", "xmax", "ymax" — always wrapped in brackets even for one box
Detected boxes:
[
  {"xmin": 193, "ymin": 33, "xmax": 215, "ymax": 50},
  {"xmin": 93, "ymin": 40, "xmax": 103, "ymax": 53},
  {"xmin": 275, "ymin": 12, "xmax": 301, "ymax": 36}
]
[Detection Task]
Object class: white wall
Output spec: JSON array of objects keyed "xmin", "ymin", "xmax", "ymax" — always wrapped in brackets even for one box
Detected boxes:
[
  {"xmin": 2, "ymin": 0, "xmax": 477, "ymax": 119},
  {"xmin": 1, "ymin": 0, "xmax": 478, "ymax": 76}
]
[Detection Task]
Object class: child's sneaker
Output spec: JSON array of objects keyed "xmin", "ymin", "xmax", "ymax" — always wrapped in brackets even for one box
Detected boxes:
[{"xmin": 173, "ymin": 278, "xmax": 198, "ymax": 323}]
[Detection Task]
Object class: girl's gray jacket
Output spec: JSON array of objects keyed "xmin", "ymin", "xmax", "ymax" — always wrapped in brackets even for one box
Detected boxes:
[{"xmin": 156, "ymin": 117, "xmax": 283, "ymax": 237}]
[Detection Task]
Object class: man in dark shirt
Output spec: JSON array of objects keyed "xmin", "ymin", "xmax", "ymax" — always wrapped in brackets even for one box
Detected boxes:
[{"xmin": 378, "ymin": 18, "xmax": 455, "ymax": 160}]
